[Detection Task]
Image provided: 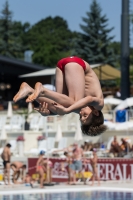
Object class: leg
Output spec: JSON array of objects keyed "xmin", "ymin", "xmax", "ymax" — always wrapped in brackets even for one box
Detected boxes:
[
  {"xmin": 80, "ymin": 171, "xmax": 86, "ymax": 184},
  {"xmin": 91, "ymin": 174, "xmax": 95, "ymax": 186},
  {"xmin": 14, "ymin": 171, "xmax": 20, "ymax": 183},
  {"xmin": 26, "ymin": 82, "xmax": 75, "ymax": 107},
  {"xmin": 13, "ymin": 82, "xmax": 34, "ymax": 102},
  {"xmin": 55, "ymin": 67, "xmax": 68, "ymax": 95},
  {"xmin": 3, "ymin": 168, "xmax": 7, "ymax": 185},
  {"xmin": 26, "ymin": 63, "xmax": 85, "ymax": 104},
  {"xmin": 64, "ymin": 63, "xmax": 85, "ymax": 101},
  {"xmin": 39, "ymin": 169, "xmax": 44, "ymax": 188},
  {"xmin": 49, "ymin": 168, "xmax": 52, "ymax": 183},
  {"xmin": 6, "ymin": 163, "xmax": 10, "ymax": 185},
  {"xmin": 13, "ymin": 82, "xmax": 74, "ymax": 108},
  {"xmin": 95, "ymin": 168, "xmax": 100, "ymax": 186},
  {"xmin": 67, "ymin": 168, "xmax": 71, "ymax": 184}
]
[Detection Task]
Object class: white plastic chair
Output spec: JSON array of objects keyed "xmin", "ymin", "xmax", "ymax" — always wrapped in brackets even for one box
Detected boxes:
[
  {"xmin": 24, "ymin": 148, "xmax": 39, "ymax": 156},
  {"xmin": 5, "ymin": 115, "xmax": 24, "ymax": 131},
  {"xmin": 9, "ymin": 140, "xmax": 18, "ymax": 155},
  {"xmin": 47, "ymin": 137, "xmax": 55, "ymax": 150},
  {"xmin": 58, "ymin": 138, "xmax": 68, "ymax": 150},
  {"xmin": 38, "ymin": 140, "xmax": 47, "ymax": 151},
  {"xmin": 38, "ymin": 116, "xmax": 45, "ymax": 130},
  {"xmin": 29, "ymin": 115, "xmax": 40, "ymax": 131},
  {"xmin": 107, "ymin": 137, "xmax": 114, "ymax": 150}
]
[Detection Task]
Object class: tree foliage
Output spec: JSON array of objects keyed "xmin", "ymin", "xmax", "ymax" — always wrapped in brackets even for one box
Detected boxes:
[
  {"xmin": 74, "ymin": 0, "xmax": 117, "ymax": 66},
  {"xmin": 0, "ymin": 1, "xmax": 27, "ymax": 58},
  {"xmin": 24, "ymin": 16, "xmax": 77, "ymax": 67}
]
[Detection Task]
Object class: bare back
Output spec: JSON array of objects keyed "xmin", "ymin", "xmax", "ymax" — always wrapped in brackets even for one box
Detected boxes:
[
  {"xmin": 84, "ymin": 61, "xmax": 103, "ymax": 102},
  {"xmin": 11, "ymin": 161, "xmax": 23, "ymax": 169},
  {"xmin": 1, "ymin": 147, "xmax": 10, "ymax": 161}
]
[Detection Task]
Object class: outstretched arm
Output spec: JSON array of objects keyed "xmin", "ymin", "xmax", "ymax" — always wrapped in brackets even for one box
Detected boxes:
[
  {"xmin": 34, "ymin": 102, "xmax": 57, "ymax": 116},
  {"xmin": 53, "ymin": 96, "xmax": 104, "ymax": 115}
]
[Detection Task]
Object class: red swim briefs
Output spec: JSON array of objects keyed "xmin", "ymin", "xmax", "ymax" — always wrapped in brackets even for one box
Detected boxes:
[{"xmin": 57, "ymin": 56, "xmax": 86, "ymax": 73}]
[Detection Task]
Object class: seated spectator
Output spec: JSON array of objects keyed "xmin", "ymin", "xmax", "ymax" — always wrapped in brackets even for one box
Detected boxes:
[
  {"xmin": 84, "ymin": 141, "xmax": 93, "ymax": 152},
  {"xmin": 120, "ymin": 138, "xmax": 131, "ymax": 154},
  {"xmin": 83, "ymin": 140, "xmax": 89, "ymax": 152},
  {"xmin": 109, "ymin": 136, "xmax": 121, "ymax": 157}
]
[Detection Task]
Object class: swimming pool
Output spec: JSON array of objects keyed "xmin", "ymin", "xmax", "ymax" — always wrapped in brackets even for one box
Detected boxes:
[{"xmin": 1, "ymin": 191, "xmax": 133, "ymax": 200}]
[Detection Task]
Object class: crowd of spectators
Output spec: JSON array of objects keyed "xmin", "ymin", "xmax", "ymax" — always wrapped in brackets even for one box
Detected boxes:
[
  {"xmin": 60, "ymin": 137, "xmax": 133, "ymax": 159},
  {"xmin": 109, "ymin": 136, "xmax": 132, "ymax": 157}
]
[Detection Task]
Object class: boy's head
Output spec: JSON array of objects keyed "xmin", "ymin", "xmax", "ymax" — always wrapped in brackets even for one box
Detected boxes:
[
  {"xmin": 6, "ymin": 143, "xmax": 11, "ymax": 148},
  {"xmin": 79, "ymin": 107, "xmax": 107, "ymax": 136},
  {"xmin": 40, "ymin": 150, "xmax": 45, "ymax": 155},
  {"xmin": 64, "ymin": 151, "xmax": 68, "ymax": 156},
  {"xmin": 22, "ymin": 164, "xmax": 26, "ymax": 169}
]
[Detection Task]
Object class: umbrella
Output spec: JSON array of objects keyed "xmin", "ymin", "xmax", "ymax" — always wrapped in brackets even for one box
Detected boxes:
[
  {"xmin": 114, "ymin": 97, "xmax": 133, "ymax": 110},
  {"xmin": 74, "ymin": 122, "xmax": 83, "ymax": 141},
  {"xmin": 104, "ymin": 98, "xmax": 122, "ymax": 105},
  {"xmin": 7, "ymin": 101, "xmax": 13, "ymax": 118},
  {"xmin": 55, "ymin": 124, "xmax": 62, "ymax": 142},
  {"xmin": 28, "ymin": 102, "xmax": 33, "ymax": 114},
  {"xmin": 0, "ymin": 126, "xmax": 7, "ymax": 140},
  {"xmin": 91, "ymin": 64, "xmax": 120, "ymax": 80}
]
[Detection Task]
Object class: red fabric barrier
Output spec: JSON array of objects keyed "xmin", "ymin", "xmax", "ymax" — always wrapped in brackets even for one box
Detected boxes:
[{"xmin": 28, "ymin": 158, "xmax": 133, "ymax": 182}]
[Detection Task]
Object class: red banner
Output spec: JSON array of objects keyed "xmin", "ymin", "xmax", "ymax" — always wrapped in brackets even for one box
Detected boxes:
[{"xmin": 28, "ymin": 158, "xmax": 133, "ymax": 182}]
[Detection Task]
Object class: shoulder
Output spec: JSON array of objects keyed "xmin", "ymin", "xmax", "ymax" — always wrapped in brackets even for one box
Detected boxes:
[{"xmin": 90, "ymin": 97, "xmax": 104, "ymax": 110}]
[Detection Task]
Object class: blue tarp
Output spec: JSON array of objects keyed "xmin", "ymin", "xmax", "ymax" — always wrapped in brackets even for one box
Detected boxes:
[{"xmin": 116, "ymin": 110, "xmax": 127, "ymax": 122}]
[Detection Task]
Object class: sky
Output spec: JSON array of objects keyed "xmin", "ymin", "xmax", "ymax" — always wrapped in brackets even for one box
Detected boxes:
[{"xmin": 0, "ymin": 0, "xmax": 132, "ymax": 45}]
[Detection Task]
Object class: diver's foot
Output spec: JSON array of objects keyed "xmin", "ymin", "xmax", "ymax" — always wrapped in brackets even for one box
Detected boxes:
[
  {"xmin": 26, "ymin": 82, "xmax": 45, "ymax": 102},
  {"xmin": 13, "ymin": 82, "xmax": 34, "ymax": 102}
]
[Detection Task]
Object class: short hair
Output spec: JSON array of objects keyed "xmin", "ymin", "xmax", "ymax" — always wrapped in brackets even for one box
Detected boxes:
[
  {"xmin": 64, "ymin": 151, "xmax": 68, "ymax": 156},
  {"xmin": 22, "ymin": 165, "xmax": 26, "ymax": 169},
  {"xmin": 6, "ymin": 143, "xmax": 11, "ymax": 148},
  {"xmin": 81, "ymin": 111, "xmax": 107, "ymax": 136}
]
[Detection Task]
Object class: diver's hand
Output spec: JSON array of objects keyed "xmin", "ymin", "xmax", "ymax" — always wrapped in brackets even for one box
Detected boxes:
[
  {"xmin": 34, "ymin": 102, "xmax": 50, "ymax": 116},
  {"xmin": 52, "ymin": 102, "xmax": 68, "ymax": 115}
]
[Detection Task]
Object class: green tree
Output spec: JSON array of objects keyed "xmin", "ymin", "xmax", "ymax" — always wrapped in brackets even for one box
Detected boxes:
[
  {"xmin": 25, "ymin": 16, "xmax": 78, "ymax": 67},
  {"xmin": 74, "ymin": 0, "xmax": 117, "ymax": 66},
  {"xmin": 0, "ymin": 1, "xmax": 26, "ymax": 58}
]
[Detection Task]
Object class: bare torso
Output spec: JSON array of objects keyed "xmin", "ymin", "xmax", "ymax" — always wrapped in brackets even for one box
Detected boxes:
[
  {"xmin": 90, "ymin": 154, "xmax": 98, "ymax": 169},
  {"xmin": 36, "ymin": 156, "xmax": 44, "ymax": 168},
  {"xmin": 1, "ymin": 147, "xmax": 10, "ymax": 161},
  {"xmin": 84, "ymin": 61, "xmax": 103, "ymax": 101},
  {"xmin": 11, "ymin": 162, "xmax": 23, "ymax": 169},
  {"xmin": 73, "ymin": 147, "xmax": 83, "ymax": 161}
]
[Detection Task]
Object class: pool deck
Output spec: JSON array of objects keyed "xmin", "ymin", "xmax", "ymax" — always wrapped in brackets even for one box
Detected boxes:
[{"xmin": 0, "ymin": 181, "xmax": 133, "ymax": 195}]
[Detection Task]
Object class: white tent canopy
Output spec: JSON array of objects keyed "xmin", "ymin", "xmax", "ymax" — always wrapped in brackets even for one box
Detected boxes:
[
  {"xmin": 0, "ymin": 126, "xmax": 7, "ymax": 140},
  {"xmin": 74, "ymin": 122, "xmax": 83, "ymax": 141},
  {"xmin": 104, "ymin": 98, "xmax": 122, "ymax": 105},
  {"xmin": 114, "ymin": 97, "xmax": 133, "ymax": 110},
  {"xmin": 55, "ymin": 124, "xmax": 62, "ymax": 142},
  {"xmin": 19, "ymin": 63, "xmax": 120, "ymax": 80},
  {"xmin": 19, "ymin": 68, "xmax": 55, "ymax": 78},
  {"xmin": 7, "ymin": 101, "xmax": 13, "ymax": 118},
  {"xmin": 91, "ymin": 64, "xmax": 120, "ymax": 80}
]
